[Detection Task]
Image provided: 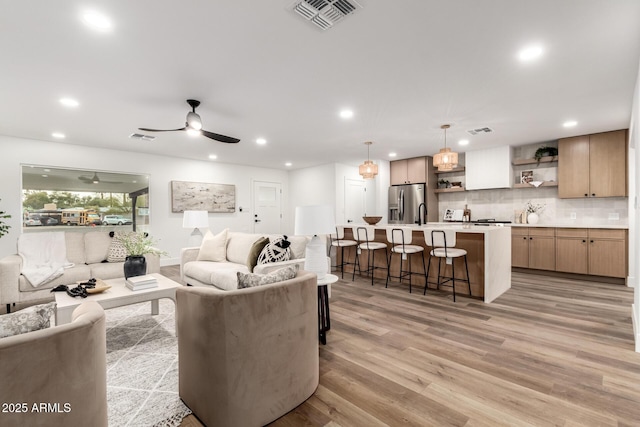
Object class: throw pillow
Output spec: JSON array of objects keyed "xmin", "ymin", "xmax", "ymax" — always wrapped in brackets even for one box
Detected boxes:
[
  {"xmin": 246, "ymin": 236, "xmax": 270, "ymax": 273},
  {"xmin": 257, "ymin": 236, "xmax": 291, "ymax": 265},
  {"xmin": 197, "ymin": 228, "xmax": 228, "ymax": 262},
  {"xmin": 107, "ymin": 234, "xmax": 127, "ymax": 263},
  {"xmin": 0, "ymin": 302, "xmax": 57, "ymax": 338},
  {"xmin": 237, "ymin": 264, "xmax": 299, "ymax": 289}
]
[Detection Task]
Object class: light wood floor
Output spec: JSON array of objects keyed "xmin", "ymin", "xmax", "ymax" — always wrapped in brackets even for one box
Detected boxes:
[{"xmin": 164, "ymin": 266, "xmax": 640, "ymax": 427}]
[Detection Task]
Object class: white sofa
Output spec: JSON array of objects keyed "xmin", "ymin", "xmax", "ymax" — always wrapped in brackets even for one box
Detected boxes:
[
  {"xmin": 0, "ymin": 231, "xmax": 160, "ymax": 311},
  {"xmin": 180, "ymin": 231, "xmax": 314, "ymax": 290}
]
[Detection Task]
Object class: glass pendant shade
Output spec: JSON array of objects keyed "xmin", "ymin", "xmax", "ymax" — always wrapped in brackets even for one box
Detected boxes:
[
  {"xmin": 433, "ymin": 124, "xmax": 458, "ymax": 171},
  {"xmin": 359, "ymin": 141, "xmax": 378, "ymax": 179}
]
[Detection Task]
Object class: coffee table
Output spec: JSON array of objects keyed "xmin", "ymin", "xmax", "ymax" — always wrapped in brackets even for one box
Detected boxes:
[{"xmin": 54, "ymin": 273, "xmax": 182, "ymax": 334}]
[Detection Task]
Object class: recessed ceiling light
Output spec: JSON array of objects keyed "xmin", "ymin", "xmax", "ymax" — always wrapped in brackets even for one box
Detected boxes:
[
  {"xmin": 339, "ymin": 109, "xmax": 354, "ymax": 119},
  {"xmin": 285, "ymin": 162, "xmax": 292, "ymax": 167},
  {"xmin": 563, "ymin": 120, "xmax": 578, "ymax": 128},
  {"xmin": 51, "ymin": 132, "xmax": 65, "ymax": 139},
  {"xmin": 43, "ymin": 169, "xmax": 50, "ymax": 172},
  {"xmin": 256, "ymin": 138, "xmax": 267, "ymax": 145},
  {"xmin": 59, "ymin": 98, "xmax": 79, "ymax": 108},
  {"xmin": 208, "ymin": 154, "xmax": 218, "ymax": 160},
  {"xmin": 41, "ymin": 174, "xmax": 48, "ymax": 178},
  {"xmin": 186, "ymin": 129, "xmax": 201, "ymax": 137},
  {"xmin": 81, "ymin": 10, "xmax": 112, "ymax": 31},
  {"xmin": 458, "ymin": 139, "xmax": 469, "ymax": 146},
  {"xmin": 388, "ymin": 152, "xmax": 397, "ymax": 158},
  {"xmin": 518, "ymin": 44, "xmax": 544, "ymax": 62}
]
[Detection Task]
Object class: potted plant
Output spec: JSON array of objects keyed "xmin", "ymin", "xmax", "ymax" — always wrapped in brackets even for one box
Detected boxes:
[
  {"xmin": 114, "ymin": 231, "xmax": 166, "ymax": 279},
  {"xmin": 438, "ymin": 179, "xmax": 450, "ymax": 189},
  {"xmin": 0, "ymin": 199, "xmax": 10, "ymax": 238},
  {"xmin": 524, "ymin": 200, "xmax": 545, "ymax": 224},
  {"xmin": 534, "ymin": 146, "xmax": 558, "ymax": 164}
]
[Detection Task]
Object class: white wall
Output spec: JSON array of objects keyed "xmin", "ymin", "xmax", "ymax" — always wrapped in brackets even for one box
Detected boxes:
[
  {"xmin": 0, "ymin": 136, "xmax": 290, "ymax": 265},
  {"xmin": 630, "ymin": 56, "xmax": 640, "ymax": 353},
  {"xmin": 289, "ymin": 163, "xmax": 336, "ymax": 225}
]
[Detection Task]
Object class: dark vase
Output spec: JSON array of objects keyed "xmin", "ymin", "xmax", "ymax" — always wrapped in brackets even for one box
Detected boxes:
[{"xmin": 124, "ymin": 256, "xmax": 147, "ymax": 279}]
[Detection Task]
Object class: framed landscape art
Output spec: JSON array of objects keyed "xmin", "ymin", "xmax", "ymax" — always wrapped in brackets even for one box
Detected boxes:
[{"xmin": 171, "ymin": 181, "xmax": 235, "ymax": 213}]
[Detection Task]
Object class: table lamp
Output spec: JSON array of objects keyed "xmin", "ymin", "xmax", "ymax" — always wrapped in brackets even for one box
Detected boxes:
[
  {"xmin": 294, "ymin": 205, "xmax": 336, "ymax": 280},
  {"xmin": 182, "ymin": 210, "xmax": 209, "ymax": 246}
]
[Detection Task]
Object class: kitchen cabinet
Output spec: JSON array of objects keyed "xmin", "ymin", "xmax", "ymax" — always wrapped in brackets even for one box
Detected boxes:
[
  {"xmin": 390, "ymin": 157, "xmax": 426, "ymax": 185},
  {"xmin": 558, "ymin": 130, "xmax": 627, "ymax": 198},
  {"xmin": 588, "ymin": 229, "xmax": 627, "ymax": 278},
  {"xmin": 511, "ymin": 227, "xmax": 555, "ymax": 270},
  {"xmin": 556, "ymin": 228, "xmax": 589, "ymax": 274},
  {"xmin": 466, "ymin": 146, "xmax": 513, "ymax": 190}
]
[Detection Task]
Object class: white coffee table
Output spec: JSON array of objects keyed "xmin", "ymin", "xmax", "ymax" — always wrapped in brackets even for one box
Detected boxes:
[{"xmin": 54, "ymin": 273, "xmax": 182, "ymax": 334}]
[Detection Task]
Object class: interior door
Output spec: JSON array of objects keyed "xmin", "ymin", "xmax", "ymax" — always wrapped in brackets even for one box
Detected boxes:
[
  {"xmin": 253, "ymin": 181, "xmax": 282, "ymax": 234},
  {"xmin": 344, "ymin": 178, "xmax": 366, "ymax": 225}
]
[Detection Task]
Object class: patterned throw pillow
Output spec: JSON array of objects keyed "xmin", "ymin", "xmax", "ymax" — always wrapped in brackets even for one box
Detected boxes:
[
  {"xmin": 237, "ymin": 265, "xmax": 299, "ymax": 289},
  {"xmin": 257, "ymin": 236, "xmax": 291, "ymax": 265},
  {"xmin": 107, "ymin": 237, "xmax": 127, "ymax": 262},
  {"xmin": 0, "ymin": 302, "xmax": 57, "ymax": 338},
  {"xmin": 246, "ymin": 236, "xmax": 270, "ymax": 273}
]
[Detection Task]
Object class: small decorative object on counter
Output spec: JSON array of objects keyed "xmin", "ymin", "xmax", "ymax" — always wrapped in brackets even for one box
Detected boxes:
[
  {"xmin": 524, "ymin": 200, "xmax": 545, "ymax": 224},
  {"xmin": 514, "ymin": 210, "xmax": 524, "ymax": 224}
]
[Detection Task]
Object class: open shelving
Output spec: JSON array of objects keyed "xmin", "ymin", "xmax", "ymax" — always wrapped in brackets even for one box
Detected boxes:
[{"xmin": 512, "ymin": 156, "xmax": 557, "ymax": 166}]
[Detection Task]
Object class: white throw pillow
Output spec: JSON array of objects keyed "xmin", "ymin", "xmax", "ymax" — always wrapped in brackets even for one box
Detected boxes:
[{"xmin": 197, "ymin": 229, "xmax": 228, "ymax": 262}]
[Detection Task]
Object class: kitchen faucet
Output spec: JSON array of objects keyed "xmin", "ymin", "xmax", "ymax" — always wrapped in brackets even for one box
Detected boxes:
[{"xmin": 417, "ymin": 203, "xmax": 427, "ymax": 226}]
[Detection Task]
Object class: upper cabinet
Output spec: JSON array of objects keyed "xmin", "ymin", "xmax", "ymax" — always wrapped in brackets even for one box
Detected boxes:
[
  {"xmin": 390, "ymin": 157, "xmax": 426, "ymax": 185},
  {"xmin": 558, "ymin": 129, "xmax": 627, "ymax": 198},
  {"xmin": 465, "ymin": 146, "xmax": 513, "ymax": 190}
]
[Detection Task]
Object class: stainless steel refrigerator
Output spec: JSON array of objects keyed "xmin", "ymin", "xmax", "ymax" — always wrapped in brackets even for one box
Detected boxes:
[{"xmin": 388, "ymin": 184, "xmax": 425, "ymax": 224}]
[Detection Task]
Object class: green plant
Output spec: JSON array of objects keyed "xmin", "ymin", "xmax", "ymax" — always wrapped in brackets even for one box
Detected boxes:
[
  {"xmin": 534, "ymin": 146, "xmax": 558, "ymax": 164},
  {"xmin": 438, "ymin": 179, "xmax": 450, "ymax": 188},
  {"xmin": 0, "ymin": 199, "xmax": 11, "ymax": 238},
  {"xmin": 114, "ymin": 231, "xmax": 166, "ymax": 257},
  {"xmin": 525, "ymin": 200, "xmax": 545, "ymax": 214}
]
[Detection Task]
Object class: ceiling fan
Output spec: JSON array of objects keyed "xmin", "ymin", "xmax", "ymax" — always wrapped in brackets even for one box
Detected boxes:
[
  {"xmin": 78, "ymin": 172, "xmax": 122, "ymax": 184},
  {"xmin": 139, "ymin": 99, "xmax": 240, "ymax": 144}
]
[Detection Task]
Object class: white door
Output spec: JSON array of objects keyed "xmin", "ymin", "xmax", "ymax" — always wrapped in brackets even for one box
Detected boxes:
[
  {"xmin": 344, "ymin": 178, "xmax": 366, "ymax": 225},
  {"xmin": 253, "ymin": 181, "xmax": 282, "ymax": 234}
]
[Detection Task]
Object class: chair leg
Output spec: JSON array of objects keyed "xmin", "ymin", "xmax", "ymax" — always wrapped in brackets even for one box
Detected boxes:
[
  {"xmin": 370, "ymin": 249, "xmax": 375, "ymax": 286},
  {"xmin": 436, "ymin": 257, "xmax": 442, "ymax": 291},
  {"xmin": 451, "ymin": 257, "xmax": 457, "ymax": 303},
  {"xmin": 352, "ymin": 248, "xmax": 359, "ymax": 282},
  {"xmin": 464, "ymin": 255, "xmax": 472, "ymax": 296},
  {"xmin": 424, "ymin": 255, "xmax": 432, "ymax": 295},
  {"xmin": 385, "ymin": 250, "xmax": 392, "ymax": 288},
  {"xmin": 408, "ymin": 254, "xmax": 412, "ymax": 294}
]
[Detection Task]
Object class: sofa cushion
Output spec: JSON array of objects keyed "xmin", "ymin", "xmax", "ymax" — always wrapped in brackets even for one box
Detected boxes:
[
  {"xmin": 19, "ymin": 265, "xmax": 92, "ymax": 292},
  {"xmin": 197, "ymin": 229, "xmax": 228, "ymax": 262},
  {"xmin": 90, "ymin": 262, "xmax": 127, "ymax": 280},
  {"xmin": 0, "ymin": 302, "xmax": 56, "ymax": 338},
  {"xmin": 288, "ymin": 235, "xmax": 309, "ymax": 260},
  {"xmin": 246, "ymin": 237, "xmax": 269, "ymax": 273},
  {"xmin": 226, "ymin": 232, "xmax": 262, "ymax": 264},
  {"xmin": 257, "ymin": 236, "xmax": 291, "ymax": 265},
  {"xmin": 183, "ymin": 261, "xmax": 249, "ymax": 290},
  {"xmin": 84, "ymin": 232, "xmax": 112, "ymax": 264},
  {"xmin": 65, "ymin": 232, "xmax": 86, "ymax": 265},
  {"xmin": 237, "ymin": 265, "xmax": 299, "ymax": 289}
]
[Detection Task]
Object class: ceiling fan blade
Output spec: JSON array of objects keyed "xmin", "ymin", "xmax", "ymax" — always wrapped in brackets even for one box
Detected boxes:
[
  {"xmin": 201, "ymin": 130, "xmax": 240, "ymax": 144},
  {"xmin": 138, "ymin": 127, "xmax": 186, "ymax": 133}
]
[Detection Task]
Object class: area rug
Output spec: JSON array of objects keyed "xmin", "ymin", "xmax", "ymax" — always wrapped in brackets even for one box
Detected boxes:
[{"xmin": 105, "ymin": 299, "xmax": 192, "ymax": 427}]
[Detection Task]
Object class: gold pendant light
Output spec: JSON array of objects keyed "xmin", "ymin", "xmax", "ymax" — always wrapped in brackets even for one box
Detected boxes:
[
  {"xmin": 433, "ymin": 124, "xmax": 459, "ymax": 171},
  {"xmin": 359, "ymin": 141, "xmax": 378, "ymax": 179}
]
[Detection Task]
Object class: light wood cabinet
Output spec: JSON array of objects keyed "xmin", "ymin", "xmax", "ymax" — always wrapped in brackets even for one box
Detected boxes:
[
  {"xmin": 390, "ymin": 157, "xmax": 426, "ymax": 185},
  {"xmin": 588, "ymin": 229, "xmax": 627, "ymax": 278},
  {"xmin": 556, "ymin": 228, "xmax": 589, "ymax": 274},
  {"xmin": 510, "ymin": 227, "xmax": 555, "ymax": 270},
  {"xmin": 558, "ymin": 130, "xmax": 627, "ymax": 198}
]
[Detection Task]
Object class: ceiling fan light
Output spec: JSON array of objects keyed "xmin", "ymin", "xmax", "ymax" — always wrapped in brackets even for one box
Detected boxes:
[
  {"xmin": 91, "ymin": 172, "xmax": 100, "ymax": 184},
  {"xmin": 186, "ymin": 112, "xmax": 202, "ymax": 130},
  {"xmin": 186, "ymin": 128, "xmax": 202, "ymax": 137}
]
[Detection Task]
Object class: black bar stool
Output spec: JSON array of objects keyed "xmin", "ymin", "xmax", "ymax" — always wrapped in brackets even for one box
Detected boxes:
[
  {"xmin": 423, "ymin": 229, "xmax": 471, "ymax": 302},
  {"xmin": 352, "ymin": 225, "xmax": 388, "ymax": 286},
  {"xmin": 329, "ymin": 226, "xmax": 357, "ymax": 279},
  {"xmin": 385, "ymin": 227, "xmax": 427, "ymax": 293}
]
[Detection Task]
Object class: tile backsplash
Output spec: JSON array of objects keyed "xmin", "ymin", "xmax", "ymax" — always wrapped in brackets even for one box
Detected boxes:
[{"xmin": 437, "ymin": 187, "xmax": 628, "ymax": 225}]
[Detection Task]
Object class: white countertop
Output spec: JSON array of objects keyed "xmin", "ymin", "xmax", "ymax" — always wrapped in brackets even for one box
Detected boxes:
[{"xmin": 509, "ymin": 222, "xmax": 628, "ymax": 229}]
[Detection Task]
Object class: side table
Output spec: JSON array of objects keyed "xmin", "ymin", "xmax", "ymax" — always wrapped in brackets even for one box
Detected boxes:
[{"xmin": 317, "ymin": 273, "xmax": 338, "ymax": 345}]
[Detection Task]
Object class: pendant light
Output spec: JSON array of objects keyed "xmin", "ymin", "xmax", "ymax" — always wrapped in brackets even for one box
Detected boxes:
[
  {"xmin": 358, "ymin": 141, "xmax": 378, "ymax": 179},
  {"xmin": 433, "ymin": 124, "xmax": 459, "ymax": 171}
]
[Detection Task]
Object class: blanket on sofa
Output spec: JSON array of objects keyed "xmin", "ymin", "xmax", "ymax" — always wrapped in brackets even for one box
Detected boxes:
[{"xmin": 18, "ymin": 232, "xmax": 73, "ymax": 287}]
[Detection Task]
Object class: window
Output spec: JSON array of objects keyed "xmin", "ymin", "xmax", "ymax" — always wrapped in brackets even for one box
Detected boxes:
[{"xmin": 21, "ymin": 165, "xmax": 149, "ymax": 232}]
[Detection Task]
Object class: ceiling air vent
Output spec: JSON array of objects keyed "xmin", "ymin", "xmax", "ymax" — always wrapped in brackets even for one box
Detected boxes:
[
  {"xmin": 129, "ymin": 133, "xmax": 156, "ymax": 141},
  {"xmin": 291, "ymin": 0, "xmax": 362, "ymax": 31},
  {"xmin": 466, "ymin": 127, "xmax": 494, "ymax": 136}
]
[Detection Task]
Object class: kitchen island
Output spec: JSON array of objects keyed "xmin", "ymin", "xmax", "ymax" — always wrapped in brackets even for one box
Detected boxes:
[{"xmin": 339, "ymin": 223, "xmax": 511, "ymax": 303}]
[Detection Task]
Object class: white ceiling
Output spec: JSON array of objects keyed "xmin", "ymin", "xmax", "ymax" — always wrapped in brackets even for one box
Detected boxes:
[{"xmin": 2, "ymin": 0, "xmax": 639, "ymax": 171}]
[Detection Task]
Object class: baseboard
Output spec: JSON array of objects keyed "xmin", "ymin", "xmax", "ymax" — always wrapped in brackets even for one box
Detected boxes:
[
  {"xmin": 633, "ymin": 304, "xmax": 640, "ymax": 353},
  {"xmin": 512, "ymin": 268, "xmax": 626, "ymax": 285}
]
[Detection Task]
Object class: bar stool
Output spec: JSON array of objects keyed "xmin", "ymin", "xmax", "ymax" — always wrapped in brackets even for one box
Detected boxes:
[
  {"xmin": 423, "ymin": 229, "xmax": 471, "ymax": 302},
  {"xmin": 352, "ymin": 225, "xmax": 388, "ymax": 286},
  {"xmin": 329, "ymin": 226, "xmax": 357, "ymax": 279},
  {"xmin": 385, "ymin": 227, "xmax": 427, "ymax": 293}
]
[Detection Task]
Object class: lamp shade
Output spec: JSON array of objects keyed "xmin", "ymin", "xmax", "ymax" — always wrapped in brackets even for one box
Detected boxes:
[
  {"xmin": 294, "ymin": 205, "xmax": 336, "ymax": 236},
  {"xmin": 182, "ymin": 210, "xmax": 209, "ymax": 229}
]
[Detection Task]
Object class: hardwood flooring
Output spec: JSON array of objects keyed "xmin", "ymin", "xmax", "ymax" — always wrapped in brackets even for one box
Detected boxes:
[{"xmin": 163, "ymin": 266, "xmax": 640, "ymax": 427}]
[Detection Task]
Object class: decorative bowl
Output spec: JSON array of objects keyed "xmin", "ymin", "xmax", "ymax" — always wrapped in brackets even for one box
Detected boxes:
[{"xmin": 362, "ymin": 216, "xmax": 382, "ymax": 225}]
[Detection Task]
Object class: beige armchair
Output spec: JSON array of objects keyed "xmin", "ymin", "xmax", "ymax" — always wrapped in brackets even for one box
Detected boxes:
[
  {"xmin": 0, "ymin": 301, "xmax": 107, "ymax": 427},
  {"xmin": 176, "ymin": 270, "xmax": 319, "ymax": 427}
]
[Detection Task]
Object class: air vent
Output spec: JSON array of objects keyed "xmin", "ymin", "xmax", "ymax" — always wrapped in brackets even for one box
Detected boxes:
[
  {"xmin": 129, "ymin": 133, "xmax": 156, "ymax": 141},
  {"xmin": 291, "ymin": 0, "xmax": 362, "ymax": 31},
  {"xmin": 466, "ymin": 127, "xmax": 494, "ymax": 136}
]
